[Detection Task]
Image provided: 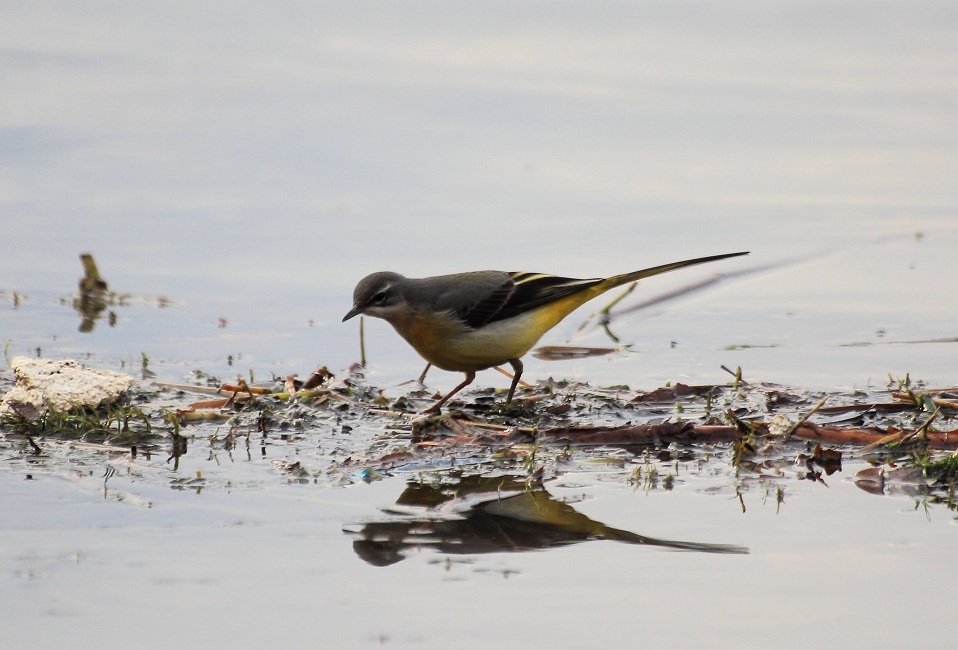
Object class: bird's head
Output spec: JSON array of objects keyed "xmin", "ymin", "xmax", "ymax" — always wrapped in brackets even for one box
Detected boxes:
[{"xmin": 343, "ymin": 272, "xmax": 407, "ymax": 323}]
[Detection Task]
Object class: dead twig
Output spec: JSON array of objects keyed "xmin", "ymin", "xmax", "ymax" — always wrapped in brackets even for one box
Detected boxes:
[
  {"xmin": 537, "ymin": 421, "xmax": 958, "ymax": 450},
  {"xmin": 783, "ymin": 395, "xmax": 829, "ymax": 439}
]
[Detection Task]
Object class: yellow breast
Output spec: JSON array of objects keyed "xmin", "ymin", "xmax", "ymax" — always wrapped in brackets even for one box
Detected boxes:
[{"xmin": 388, "ymin": 291, "xmax": 599, "ymax": 372}]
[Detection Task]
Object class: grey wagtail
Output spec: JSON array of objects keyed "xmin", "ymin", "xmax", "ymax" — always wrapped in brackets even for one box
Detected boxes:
[{"xmin": 343, "ymin": 251, "xmax": 748, "ymax": 411}]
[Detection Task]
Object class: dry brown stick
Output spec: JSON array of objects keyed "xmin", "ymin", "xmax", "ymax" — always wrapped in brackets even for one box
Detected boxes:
[
  {"xmin": 538, "ymin": 421, "xmax": 958, "ymax": 450},
  {"xmin": 816, "ymin": 402, "xmax": 912, "ymax": 415},
  {"xmin": 890, "ymin": 391, "xmax": 958, "ymax": 410},
  {"xmin": 437, "ymin": 415, "xmax": 475, "ymax": 439},
  {"xmin": 219, "ymin": 383, "xmax": 272, "ymax": 395},
  {"xmin": 359, "ymin": 316, "xmax": 367, "ymax": 367},
  {"xmin": 540, "ymin": 422, "xmax": 743, "ymax": 446},
  {"xmin": 365, "ymin": 407, "xmax": 524, "ymax": 433},
  {"xmin": 153, "ymin": 382, "xmax": 225, "ymax": 396},
  {"xmin": 783, "ymin": 395, "xmax": 829, "ymax": 439},
  {"xmin": 493, "ymin": 365, "xmax": 533, "ymax": 388}
]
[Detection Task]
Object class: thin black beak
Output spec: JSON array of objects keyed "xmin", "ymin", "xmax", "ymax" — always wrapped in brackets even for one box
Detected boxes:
[{"xmin": 342, "ymin": 305, "xmax": 363, "ymax": 322}]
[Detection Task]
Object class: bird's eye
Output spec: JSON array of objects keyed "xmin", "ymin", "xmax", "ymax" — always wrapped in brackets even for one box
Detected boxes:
[{"xmin": 372, "ymin": 291, "xmax": 387, "ymax": 304}]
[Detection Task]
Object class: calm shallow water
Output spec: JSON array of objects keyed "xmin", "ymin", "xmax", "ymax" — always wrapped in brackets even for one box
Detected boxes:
[
  {"xmin": 3, "ymin": 448, "xmax": 957, "ymax": 648},
  {"xmin": 2, "ymin": 1, "xmax": 958, "ymax": 647}
]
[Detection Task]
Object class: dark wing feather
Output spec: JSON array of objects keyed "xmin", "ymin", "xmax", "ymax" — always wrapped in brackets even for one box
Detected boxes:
[
  {"xmin": 463, "ymin": 273, "xmax": 603, "ymax": 327},
  {"xmin": 459, "ymin": 280, "xmax": 516, "ymax": 328}
]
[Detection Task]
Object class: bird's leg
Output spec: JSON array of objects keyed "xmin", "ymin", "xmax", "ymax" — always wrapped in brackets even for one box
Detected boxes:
[
  {"xmin": 505, "ymin": 358, "xmax": 524, "ymax": 403},
  {"xmin": 417, "ymin": 363, "xmax": 431, "ymax": 385},
  {"xmin": 425, "ymin": 371, "xmax": 476, "ymax": 413}
]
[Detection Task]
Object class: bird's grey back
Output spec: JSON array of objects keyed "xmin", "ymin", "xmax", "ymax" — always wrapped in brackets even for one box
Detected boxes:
[{"xmin": 405, "ymin": 271, "xmax": 513, "ymax": 315}]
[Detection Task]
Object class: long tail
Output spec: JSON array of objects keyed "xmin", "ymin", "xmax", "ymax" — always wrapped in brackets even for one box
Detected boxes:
[
  {"xmin": 601, "ymin": 251, "xmax": 749, "ymax": 291},
  {"xmin": 498, "ymin": 251, "xmax": 748, "ymax": 330},
  {"xmin": 522, "ymin": 251, "xmax": 750, "ymax": 332}
]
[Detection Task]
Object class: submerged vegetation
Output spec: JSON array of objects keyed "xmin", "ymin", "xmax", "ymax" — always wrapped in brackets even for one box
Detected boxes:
[
  {"xmin": 3, "ymin": 361, "xmax": 957, "ymax": 517},
  {"xmin": 3, "ymin": 400, "xmax": 153, "ymax": 444}
]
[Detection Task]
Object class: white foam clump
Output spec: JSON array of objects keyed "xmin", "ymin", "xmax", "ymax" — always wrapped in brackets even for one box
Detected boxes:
[{"xmin": 1, "ymin": 356, "xmax": 134, "ymax": 415}]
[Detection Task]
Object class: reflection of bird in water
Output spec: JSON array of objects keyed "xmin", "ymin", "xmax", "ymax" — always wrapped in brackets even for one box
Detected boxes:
[
  {"xmin": 74, "ymin": 253, "xmax": 111, "ymax": 333},
  {"xmin": 345, "ymin": 476, "xmax": 748, "ymax": 567}
]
